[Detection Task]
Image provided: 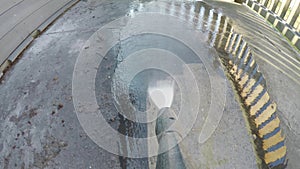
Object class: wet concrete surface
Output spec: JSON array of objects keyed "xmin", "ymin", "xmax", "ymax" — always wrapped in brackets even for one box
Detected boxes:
[
  {"xmin": 204, "ymin": 1, "xmax": 300, "ymax": 169},
  {"xmin": 0, "ymin": 0, "xmax": 299, "ymax": 169}
]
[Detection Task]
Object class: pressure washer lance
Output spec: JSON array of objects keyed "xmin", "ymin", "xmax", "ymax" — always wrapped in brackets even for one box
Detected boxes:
[
  {"xmin": 155, "ymin": 107, "xmax": 187, "ymax": 169},
  {"xmin": 148, "ymin": 80, "xmax": 187, "ymax": 169}
]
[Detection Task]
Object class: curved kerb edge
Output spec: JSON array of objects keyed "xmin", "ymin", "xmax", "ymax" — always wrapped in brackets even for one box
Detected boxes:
[{"xmin": 217, "ymin": 33, "xmax": 288, "ymax": 169}]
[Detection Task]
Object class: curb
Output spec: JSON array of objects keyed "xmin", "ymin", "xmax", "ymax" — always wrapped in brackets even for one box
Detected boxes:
[
  {"xmin": 217, "ymin": 32, "xmax": 287, "ymax": 168},
  {"xmin": 200, "ymin": 3, "xmax": 289, "ymax": 167}
]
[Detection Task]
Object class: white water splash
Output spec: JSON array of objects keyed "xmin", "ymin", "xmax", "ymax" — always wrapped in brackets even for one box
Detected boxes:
[{"xmin": 148, "ymin": 80, "xmax": 175, "ymax": 109}]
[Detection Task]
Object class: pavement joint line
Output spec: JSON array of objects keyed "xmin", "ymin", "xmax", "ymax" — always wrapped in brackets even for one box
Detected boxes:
[
  {"xmin": 0, "ymin": 0, "xmax": 80, "ymax": 78},
  {"xmin": 0, "ymin": 0, "xmax": 50, "ymax": 41},
  {"xmin": 0, "ymin": 0, "xmax": 25, "ymax": 16}
]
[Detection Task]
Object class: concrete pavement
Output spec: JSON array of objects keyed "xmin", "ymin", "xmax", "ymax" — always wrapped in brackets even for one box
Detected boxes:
[
  {"xmin": 0, "ymin": 0, "xmax": 299, "ymax": 169},
  {"xmin": 0, "ymin": 0, "xmax": 79, "ymax": 75}
]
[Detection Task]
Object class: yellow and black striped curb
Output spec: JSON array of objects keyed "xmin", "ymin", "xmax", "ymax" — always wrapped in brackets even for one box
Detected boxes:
[
  {"xmin": 196, "ymin": 2, "xmax": 288, "ymax": 167},
  {"xmin": 200, "ymin": 3, "xmax": 289, "ymax": 167},
  {"xmin": 216, "ymin": 32, "xmax": 287, "ymax": 168},
  {"xmin": 245, "ymin": 0, "xmax": 300, "ymax": 51}
]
